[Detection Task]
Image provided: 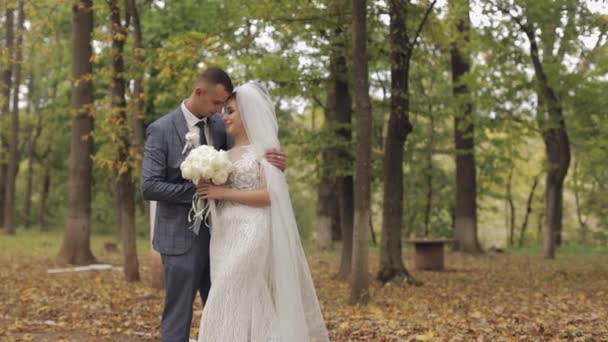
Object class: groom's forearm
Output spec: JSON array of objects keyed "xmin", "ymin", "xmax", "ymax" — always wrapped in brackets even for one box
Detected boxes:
[{"xmin": 141, "ymin": 178, "xmax": 195, "ymax": 204}]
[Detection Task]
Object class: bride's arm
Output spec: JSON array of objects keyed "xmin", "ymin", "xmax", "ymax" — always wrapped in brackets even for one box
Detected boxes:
[{"xmin": 196, "ymin": 183, "xmax": 270, "ymax": 207}]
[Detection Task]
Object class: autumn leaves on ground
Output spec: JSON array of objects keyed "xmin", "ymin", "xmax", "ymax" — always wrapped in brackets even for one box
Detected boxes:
[{"xmin": 0, "ymin": 232, "xmax": 606, "ymax": 341}]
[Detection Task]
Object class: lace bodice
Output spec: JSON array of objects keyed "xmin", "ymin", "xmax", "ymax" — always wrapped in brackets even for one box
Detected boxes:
[{"xmin": 225, "ymin": 145, "xmax": 264, "ymax": 191}]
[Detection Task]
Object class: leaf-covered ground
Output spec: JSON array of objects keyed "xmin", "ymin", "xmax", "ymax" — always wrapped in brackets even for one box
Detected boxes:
[{"xmin": 1, "ymin": 232, "xmax": 607, "ymax": 341}]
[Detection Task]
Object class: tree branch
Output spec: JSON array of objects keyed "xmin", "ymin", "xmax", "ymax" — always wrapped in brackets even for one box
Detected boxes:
[
  {"xmin": 312, "ymin": 95, "xmax": 328, "ymax": 112},
  {"xmin": 410, "ymin": 0, "xmax": 438, "ymax": 50},
  {"xmin": 492, "ymin": 2, "xmax": 534, "ymax": 42},
  {"xmin": 124, "ymin": 0, "xmax": 132, "ymax": 29}
]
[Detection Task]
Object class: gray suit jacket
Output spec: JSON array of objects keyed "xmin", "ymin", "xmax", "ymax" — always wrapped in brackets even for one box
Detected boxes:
[{"xmin": 141, "ymin": 106, "xmax": 228, "ymax": 255}]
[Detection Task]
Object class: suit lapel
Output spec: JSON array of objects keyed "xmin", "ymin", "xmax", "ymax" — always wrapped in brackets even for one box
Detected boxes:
[{"xmin": 172, "ymin": 107, "xmax": 188, "ymax": 148}]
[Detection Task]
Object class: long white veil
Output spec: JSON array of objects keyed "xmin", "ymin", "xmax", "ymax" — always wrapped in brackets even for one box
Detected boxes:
[{"xmin": 234, "ymin": 82, "xmax": 330, "ymax": 341}]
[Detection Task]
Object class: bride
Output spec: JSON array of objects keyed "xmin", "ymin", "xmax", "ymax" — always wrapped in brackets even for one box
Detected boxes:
[{"xmin": 196, "ymin": 82, "xmax": 329, "ymax": 341}]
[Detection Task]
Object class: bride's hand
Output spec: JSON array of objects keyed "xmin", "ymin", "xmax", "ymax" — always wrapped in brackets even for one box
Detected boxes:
[
  {"xmin": 196, "ymin": 182, "xmax": 228, "ymax": 200},
  {"xmin": 265, "ymin": 148, "xmax": 286, "ymax": 171}
]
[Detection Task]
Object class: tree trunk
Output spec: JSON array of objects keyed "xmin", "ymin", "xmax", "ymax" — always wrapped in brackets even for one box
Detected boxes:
[
  {"xmin": 331, "ymin": 197, "xmax": 341, "ymax": 241},
  {"xmin": 526, "ymin": 30, "xmax": 571, "ymax": 259},
  {"xmin": 450, "ymin": 0, "xmax": 482, "ymax": 253},
  {"xmin": 337, "ymin": 176, "xmax": 354, "ymax": 278},
  {"xmin": 316, "ymin": 166, "xmax": 337, "ymax": 250},
  {"xmin": 327, "ymin": 0, "xmax": 354, "ymax": 279},
  {"xmin": 378, "ymin": 0, "xmax": 434, "ymax": 285},
  {"xmin": 423, "ymin": 109, "xmax": 434, "ymax": 237},
  {"xmin": 3, "ymin": 1, "xmax": 24, "ymax": 235},
  {"xmin": 544, "ymin": 177, "xmax": 565, "ymax": 257},
  {"xmin": 537, "ymin": 211, "xmax": 544, "ymax": 243},
  {"xmin": 572, "ymin": 158, "xmax": 587, "ymax": 245},
  {"xmin": 39, "ymin": 148, "xmax": 51, "ymax": 231},
  {"xmin": 128, "ymin": 0, "xmax": 149, "ymax": 221},
  {"xmin": 112, "ymin": 169, "xmax": 122, "ymax": 241},
  {"xmin": 117, "ymin": 170, "xmax": 139, "ymax": 282},
  {"xmin": 57, "ymin": 0, "xmax": 96, "ymax": 265},
  {"xmin": 0, "ymin": 6, "xmax": 14, "ymax": 228},
  {"xmin": 349, "ymin": 0, "xmax": 372, "ymax": 304},
  {"xmin": 24, "ymin": 76, "xmax": 43, "ymax": 229},
  {"xmin": 369, "ymin": 210, "xmax": 377, "ymax": 245},
  {"xmin": 148, "ymin": 200, "xmax": 164, "ymax": 288},
  {"xmin": 519, "ymin": 173, "xmax": 540, "ymax": 247},
  {"xmin": 110, "ymin": 0, "xmax": 140, "ymax": 282},
  {"xmin": 506, "ymin": 162, "xmax": 515, "ymax": 247},
  {"xmin": 315, "ymin": 88, "xmax": 338, "ymax": 250}
]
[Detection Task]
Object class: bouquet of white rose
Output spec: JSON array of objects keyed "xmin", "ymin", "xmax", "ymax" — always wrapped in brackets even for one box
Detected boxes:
[{"xmin": 180, "ymin": 145, "xmax": 233, "ymax": 234}]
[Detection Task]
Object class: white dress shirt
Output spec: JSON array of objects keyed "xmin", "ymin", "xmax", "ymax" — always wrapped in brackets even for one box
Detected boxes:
[{"xmin": 181, "ymin": 100, "xmax": 213, "ymax": 146}]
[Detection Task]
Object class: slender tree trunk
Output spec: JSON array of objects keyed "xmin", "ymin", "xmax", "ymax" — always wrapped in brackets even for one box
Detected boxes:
[
  {"xmin": 423, "ymin": 110, "xmax": 434, "ymax": 237},
  {"xmin": 24, "ymin": 75, "xmax": 42, "ymax": 229},
  {"xmin": 316, "ymin": 168, "xmax": 337, "ymax": 250},
  {"xmin": 148, "ymin": 200, "xmax": 164, "ymax": 288},
  {"xmin": 369, "ymin": 210, "xmax": 377, "ymax": 245},
  {"xmin": 39, "ymin": 148, "xmax": 51, "ymax": 231},
  {"xmin": 331, "ymin": 204, "xmax": 342, "ymax": 241},
  {"xmin": 329, "ymin": 0, "xmax": 354, "ymax": 279},
  {"xmin": 0, "ymin": 6, "xmax": 14, "ymax": 228},
  {"xmin": 379, "ymin": 0, "xmax": 434, "ymax": 284},
  {"xmin": 57, "ymin": 0, "xmax": 96, "ymax": 265},
  {"xmin": 24, "ymin": 122, "xmax": 40, "ymax": 230},
  {"xmin": 572, "ymin": 159, "xmax": 587, "ymax": 245},
  {"xmin": 3, "ymin": 1, "xmax": 24, "ymax": 234},
  {"xmin": 315, "ymin": 89, "xmax": 338, "ymax": 250},
  {"xmin": 527, "ymin": 32, "xmax": 570, "ymax": 259},
  {"xmin": 128, "ymin": 0, "xmax": 149, "ymax": 220},
  {"xmin": 0, "ymin": 161, "xmax": 6, "ymax": 228},
  {"xmin": 337, "ymin": 176, "xmax": 354, "ymax": 278},
  {"xmin": 112, "ymin": 169, "xmax": 122, "ymax": 241},
  {"xmin": 349, "ymin": 0, "xmax": 372, "ymax": 304},
  {"xmin": 451, "ymin": 0, "xmax": 481, "ymax": 253},
  {"xmin": 494, "ymin": 4, "xmax": 572, "ymax": 257},
  {"xmin": 506, "ymin": 162, "xmax": 515, "ymax": 247},
  {"xmin": 536, "ymin": 211, "xmax": 544, "ymax": 243},
  {"xmin": 129, "ymin": 0, "xmax": 160, "ymax": 287},
  {"xmin": 519, "ymin": 173, "xmax": 540, "ymax": 247},
  {"xmin": 36, "ymin": 45, "xmax": 60, "ymax": 232},
  {"xmin": 110, "ymin": 0, "xmax": 139, "ymax": 282}
]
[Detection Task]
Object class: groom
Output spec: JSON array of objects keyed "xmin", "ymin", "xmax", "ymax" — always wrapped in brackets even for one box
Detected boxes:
[{"xmin": 141, "ymin": 67, "xmax": 285, "ymax": 342}]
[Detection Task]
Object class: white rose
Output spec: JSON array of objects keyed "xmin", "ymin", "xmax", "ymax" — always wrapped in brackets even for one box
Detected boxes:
[
  {"xmin": 199, "ymin": 164, "xmax": 213, "ymax": 179},
  {"xmin": 212, "ymin": 171, "xmax": 229, "ymax": 185},
  {"xmin": 180, "ymin": 161, "xmax": 194, "ymax": 180},
  {"xmin": 211, "ymin": 156, "xmax": 227, "ymax": 172}
]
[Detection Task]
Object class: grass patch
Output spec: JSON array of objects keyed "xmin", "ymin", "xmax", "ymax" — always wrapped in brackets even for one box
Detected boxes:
[
  {"xmin": 508, "ymin": 243, "xmax": 608, "ymax": 256},
  {"xmin": 0, "ymin": 229, "xmax": 151, "ymax": 259}
]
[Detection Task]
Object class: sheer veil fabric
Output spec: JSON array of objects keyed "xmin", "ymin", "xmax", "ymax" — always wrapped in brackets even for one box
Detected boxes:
[{"xmin": 224, "ymin": 82, "xmax": 330, "ymax": 341}]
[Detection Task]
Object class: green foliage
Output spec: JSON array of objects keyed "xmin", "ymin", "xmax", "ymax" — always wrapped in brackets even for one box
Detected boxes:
[{"xmin": 4, "ymin": 0, "xmax": 606, "ymax": 250}]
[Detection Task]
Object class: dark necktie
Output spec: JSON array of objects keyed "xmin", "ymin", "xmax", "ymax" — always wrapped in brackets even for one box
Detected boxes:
[{"xmin": 196, "ymin": 120, "xmax": 207, "ymax": 146}]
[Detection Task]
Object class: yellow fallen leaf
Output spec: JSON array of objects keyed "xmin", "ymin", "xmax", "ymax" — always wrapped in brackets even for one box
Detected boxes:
[{"xmin": 415, "ymin": 331, "xmax": 435, "ymax": 341}]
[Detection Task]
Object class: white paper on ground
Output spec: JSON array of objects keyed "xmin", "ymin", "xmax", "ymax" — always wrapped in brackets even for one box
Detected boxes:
[{"xmin": 47, "ymin": 264, "xmax": 123, "ymax": 274}]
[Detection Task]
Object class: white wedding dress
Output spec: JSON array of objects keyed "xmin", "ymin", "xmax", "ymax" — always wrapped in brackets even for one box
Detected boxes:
[
  {"xmin": 198, "ymin": 82, "xmax": 329, "ymax": 342},
  {"xmin": 198, "ymin": 145, "xmax": 279, "ymax": 341}
]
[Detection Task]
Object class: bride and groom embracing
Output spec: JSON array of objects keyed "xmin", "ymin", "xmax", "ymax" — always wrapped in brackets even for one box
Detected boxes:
[{"xmin": 141, "ymin": 67, "xmax": 329, "ymax": 342}]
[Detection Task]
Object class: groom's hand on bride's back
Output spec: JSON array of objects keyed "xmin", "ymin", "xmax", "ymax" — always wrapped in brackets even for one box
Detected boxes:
[{"xmin": 265, "ymin": 149, "xmax": 286, "ymax": 171}]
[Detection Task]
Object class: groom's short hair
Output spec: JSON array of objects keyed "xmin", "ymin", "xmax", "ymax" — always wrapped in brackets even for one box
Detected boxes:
[{"xmin": 197, "ymin": 67, "xmax": 234, "ymax": 93}]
